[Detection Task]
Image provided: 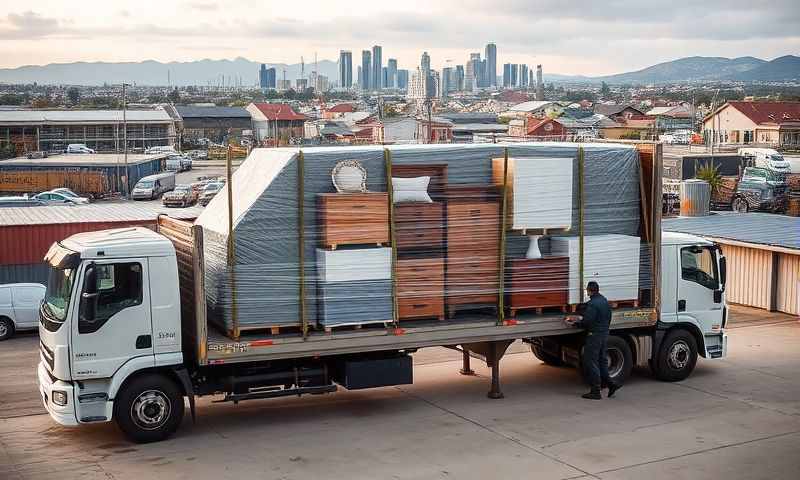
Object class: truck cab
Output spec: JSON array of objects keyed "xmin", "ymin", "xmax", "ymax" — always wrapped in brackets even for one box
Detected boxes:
[{"xmin": 38, "ymin": 228, "xmax": 183, "ymax": 430}]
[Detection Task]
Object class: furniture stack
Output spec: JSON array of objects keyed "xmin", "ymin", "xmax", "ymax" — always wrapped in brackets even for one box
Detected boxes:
[
  {"xmin": 316, "ymin": 192, "xmax": 393, "ymax": 330},
  {"xmin": 393, "ymin": 165, "xmax": 447, "ymax": 321}
]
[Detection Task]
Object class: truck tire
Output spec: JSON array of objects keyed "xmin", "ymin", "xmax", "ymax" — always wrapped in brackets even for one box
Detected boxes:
[
  {"xmin": 531, "ymin": 343, "xmax": 563, "ymax": 366},
  {"xmin": 653, "ymin": 329, "xmax": 698, "ymax": 382},
  {"xmin": 0, "ymin": 317, "xmax": 14, "ymax": 340},
  {"xmin": 114, "ymin": 373, "xmax": 185, "ymax": 443},
  {"xmin": 604, "ymin": 336, "xmax": 633, "ymax": 384},
  {"xmin": 732, "ymin": 197, "xmax": 749, "ymax": 213}
]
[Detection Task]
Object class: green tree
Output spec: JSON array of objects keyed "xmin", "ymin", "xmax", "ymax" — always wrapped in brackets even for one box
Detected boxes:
[
  {"xmin": 67, "ymin": 87, "xmax": 80, "ymax": 105},
  {"xmin": 600, "ymin": 81, "xmax": 611, "ymax": 97}
]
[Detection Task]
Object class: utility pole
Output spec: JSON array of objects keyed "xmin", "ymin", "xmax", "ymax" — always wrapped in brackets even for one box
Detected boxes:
[{"xmin": 122, "ymin": 83, "xmax": 130, "ymax": 197}]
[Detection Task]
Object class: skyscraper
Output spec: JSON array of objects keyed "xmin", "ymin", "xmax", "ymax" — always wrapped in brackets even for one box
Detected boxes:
[
  {"xmin": 520, "ymin": 64, "xmax": 529, "ymax": 88},
  {"xmin": 442, "ymin": 67, "xmax": 454, "ymax": 97},
  {"xmin": 339, "ymin": 50, "xmax": 352, "ymax": 88},
  {"xmin": 485, "ymin": 43, "xmax": 497, "ymax": 87},
  {"xmin": 259, "ymin": 64, "xmax": 268, "ymax": 89},
  {"xmin": 503, "ymin": 63, "xmax": 512, "ymax": 88},
  {"xmin": 455, "ymin": 65, "xmax": 465, "ymax": 91},
  {"xmin": 361, "ymin": 50, "xmax": 371, "ymax": 90},
  {"xmin": 510, "ymin": 64, "xmax": 518, "ymax": 87},
  {"xmin": 536, "ymin": 65, "xmax": 544, "ymax": 100},
  {"xmin": 382, "ymin": 66, "xmax": 388, "ymax": 90},
  {"xmin": 265, "ymin": 67, "xmax": 276, "ymax": 89},
  {"xmin": 479, "ymin": 59, "xmax": 487, "ymax": 88},
  {"xmin": 372, "ymin": 45, "xmax": 382, "ymax": 90},
  {"xmin": 397, "ymin": 69, "xmax": 409, "ymax": 90},
  {"xmin": 357, "ymin": 66, "xmax": 362, "ymax": 88},
  {"xmin": 387, "ymin": 58, "xmax": 398, "ymax": 88},
  {"xmin": 407, "ymin": 68, "xmax": 427, "ymax": 101},
  {"xmin": 466, "ymin": 53, "xmax": 481, "ymax": 91},
  {"xmin": 421, "ymin": 51, "xmax": 431, "ymax": 73}
]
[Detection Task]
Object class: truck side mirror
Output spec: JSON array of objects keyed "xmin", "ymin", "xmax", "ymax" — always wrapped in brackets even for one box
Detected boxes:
[
  {"xmin": 80, "ymin": 263, "xmax": 99, "ymax": 323},
  {"xmin": 719, "ymin": 256, "xmax": 727, "ymax": 291}
]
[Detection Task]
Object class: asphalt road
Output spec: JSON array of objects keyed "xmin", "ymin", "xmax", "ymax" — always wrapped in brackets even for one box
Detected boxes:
[{"xmin": 1, "ymin": 306, "xmax": 799, "ymax": 480}]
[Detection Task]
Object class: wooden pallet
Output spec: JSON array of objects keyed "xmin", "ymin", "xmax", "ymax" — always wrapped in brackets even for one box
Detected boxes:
[
  {"xmin": 232, "ymin": 324, "xmax": 305, "ymax": 337},
  {"xmin": 508, "ymin": 304, "xmax": 569, "ymax": 317},
  {"xmin": 322, "ymin": 320, "xmax": 391, "ymax": 335}
]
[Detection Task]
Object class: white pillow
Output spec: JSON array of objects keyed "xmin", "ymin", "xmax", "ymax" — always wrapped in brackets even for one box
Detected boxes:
[{"xmin": 392, "ymin": 176, "xmax": 432, "ymax": 203}]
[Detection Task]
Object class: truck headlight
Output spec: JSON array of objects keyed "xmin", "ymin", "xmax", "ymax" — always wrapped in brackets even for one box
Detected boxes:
[{"xmin": 52, "ymin": 390, "xmax": 68, "ymax": 406}]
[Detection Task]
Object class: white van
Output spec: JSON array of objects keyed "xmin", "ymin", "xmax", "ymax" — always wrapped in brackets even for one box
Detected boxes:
[
  {"xmin": 0, "ymin": 283, "xmax": 46, "ymax": 340},
  {"xmin": 66, "ymin": 144, "xmax": 95, "ymax": 154},
  {"xmin": 738, "ymin": 148, "xmax": 792, "ymax": 173},
  {"xmin": 131, "ymin": 171, "xmax": 176, "ymax": 200}
]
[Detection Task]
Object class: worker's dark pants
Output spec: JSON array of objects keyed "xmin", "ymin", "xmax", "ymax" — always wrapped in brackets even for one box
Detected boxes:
[{"xmin": 583, "ymin": 333, "xmax": 611, "ymax": 389}]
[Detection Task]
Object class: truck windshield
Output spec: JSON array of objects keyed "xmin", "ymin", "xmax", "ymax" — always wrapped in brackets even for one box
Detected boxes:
[
  {"xmin": 44, "ymin": 267, "xmax": 75, "ymax": 322},
  {"xmin": 137, "ymin": 181, "xmax": 154, "ymax": 189}
]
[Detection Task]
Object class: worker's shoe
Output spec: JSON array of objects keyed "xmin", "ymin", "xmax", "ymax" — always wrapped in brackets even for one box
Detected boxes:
[
  {"xmin": 582, "ymin": 388, "xmax": 602, "ymax": 400},
  {"xmin": 607, "ymin": 382, "xmax": 622, "ymax": 398}
]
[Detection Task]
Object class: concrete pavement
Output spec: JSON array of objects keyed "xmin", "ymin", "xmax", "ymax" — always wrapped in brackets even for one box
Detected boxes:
[{"xmin": 1, "ymin": 307, "xmax": 799, "ymax": 479}]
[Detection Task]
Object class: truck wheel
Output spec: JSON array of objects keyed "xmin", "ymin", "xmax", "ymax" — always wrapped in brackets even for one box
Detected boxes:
[
  {"xmin": 0, "ymin": 317, "xmax": 14, "ymax": 340},
  {"xmin": 531, "ymin": 343, "xmax": 563, "ymax": 366},
  {"xmin": 605, "ymin": 336, "xmax": 633, "ymax": 384},
  {"xmin": 653, "ymin": 329, "xmax": 698, "ymax": 382},
  {"xmin": 732, "ymin": 197, "xmax": 749, "ymax": 213},
  {"xmin": 114, "ymin": 373, "xmax": 184, "ymax": 443}
]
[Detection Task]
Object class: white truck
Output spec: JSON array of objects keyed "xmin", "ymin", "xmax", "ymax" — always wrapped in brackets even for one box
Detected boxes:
[
  {"xmin": 737, "ymin": 147, "xmax": 792, "ymax": 173},
  {"xmin": 37, "ymin": 222, "xmax": 728, "ymax": 443}
]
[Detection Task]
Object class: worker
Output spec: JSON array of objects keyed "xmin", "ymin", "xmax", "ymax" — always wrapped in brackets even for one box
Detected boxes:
[{"xmin": 567, "ymin": 281, "xmax": 621, "ymax": 400}]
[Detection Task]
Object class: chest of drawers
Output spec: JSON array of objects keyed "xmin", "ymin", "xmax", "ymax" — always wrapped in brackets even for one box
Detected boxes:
[
  {"xmin": 505, "ymin": 256, "xmax": 568, "ymax": 315},
  {"xmin": 396, "ymin": 257, "xmax": 445, "ymax": 320},
  {"xmin": 318, "ymin": 193, "xmax": 389, "ymax": 249},
  {"xmin": 394, "ymin": 202, "xmax": 444, "ymax": 251}
]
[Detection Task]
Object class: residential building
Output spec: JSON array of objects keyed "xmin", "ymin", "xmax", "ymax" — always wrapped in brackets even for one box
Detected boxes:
[
  {"xmin": 416, "ymin": 116, "xmax": 454, "ymax": 143},
  {"xmin": 322, "ymin": 103, "xmax": 356, "ymax": 120},
  {"xmin": 174, "ymin": 106, "xmax": 251, "ymax": 147},
  {"xmin": 508, "ymin": 117, "xmax": 566, "ymax": 138},
  {"xmin": 372, "ymin": 45, "xmax": 383, "ymax": 90},
  {"xmin": 593, "ymin": 104, "xmax": 645, "ymax": 121},
  {"xmin": 387, "ymin": 58, "xmax": 398, "ymax": 88},
  {"xmin": 0, "ymin": 109, "xmax": 176, "ymax": 154},
  {"xmin": 339, "ymin": 50, "xmax": 352, "ymax": 89},
  {"xmin": 246, "ymin": 103, "xmax": 307, "ymax": 146},
  {"xmin": 407, "ymin": 68, "xmax": 427, "ymax": 101},
  {"xmin": 397, "ymin": 69, "xmax": 409, "ymax": 90},
  {"xmin": 646, "ymin": 104, "xmax": 693, "ymax": 132},
  {"xmin": 361, "ymin": 50, "xmax": 371, "ymax": 91},
  {"xmin": 429, "ymin": 71, "xmax": 442, "ymax": 98},
  {"xmin": 505, "ymin": 100, "xmax": 560, "ymax": 119},
  {"xmin": 702, "ymin": 101, "xmax": 800, "ymax": 147},
  {"xmin": 485, "ymin": 43, "xmax": 497, "ymax": 87}
]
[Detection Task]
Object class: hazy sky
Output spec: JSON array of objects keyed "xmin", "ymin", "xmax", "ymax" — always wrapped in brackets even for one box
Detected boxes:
[{"xmin": 1, "ymin": 0, "xmax": 798, "ymax": 75}]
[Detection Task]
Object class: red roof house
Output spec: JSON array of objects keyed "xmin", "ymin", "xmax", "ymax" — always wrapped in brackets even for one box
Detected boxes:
[{"xmin": 702, "ymin": 101, "xmax": 800, "ymax": 146}]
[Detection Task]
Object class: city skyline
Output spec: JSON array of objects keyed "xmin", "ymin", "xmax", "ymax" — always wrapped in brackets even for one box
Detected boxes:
[{"xmin": 1, "ymin": 1, "xmax": 798, "ymax": 75}]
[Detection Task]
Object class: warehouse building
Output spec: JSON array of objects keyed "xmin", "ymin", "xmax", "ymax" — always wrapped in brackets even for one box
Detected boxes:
[
  {"xmin": 0, "ymin": 153, "xmax": 167, "ymax": 196},
  {"xmin": 0, "ymin": 109, "xmax": 176, "ymax": 155},
  {"xmin": 0, "ymin": 205, "xmax": 201, "ymax": 285},
  {"xmin": 665, "ymin": 213, "xmax": 799, "ymax": 315},
  {"xmin": 173, "ymin": 106, "xmax": 252, "ymax": 147}
]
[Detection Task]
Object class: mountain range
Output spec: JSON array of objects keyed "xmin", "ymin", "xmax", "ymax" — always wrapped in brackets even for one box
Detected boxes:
[{"xmin": 0, "ymin": 55, "xmax": 797, "ymax": 86}]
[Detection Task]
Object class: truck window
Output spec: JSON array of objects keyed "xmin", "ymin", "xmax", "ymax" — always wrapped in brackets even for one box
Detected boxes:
[
  {"xmin": 80, "ymin": 263, "xmax": 143, "ymax": 334},
  {"xmin": 681, "ymin": 247, "xmax": 718, "ymax": 290}
]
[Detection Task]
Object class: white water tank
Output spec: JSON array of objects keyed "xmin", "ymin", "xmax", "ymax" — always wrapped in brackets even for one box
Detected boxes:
[{"xmin": 680, "ymin": 179, "xmax": 710, "ymax": 217}]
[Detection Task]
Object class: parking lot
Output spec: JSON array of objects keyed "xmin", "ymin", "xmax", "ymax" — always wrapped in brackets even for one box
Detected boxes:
[{"xmin": 1, "ymin": 306, "xmax": 798, "ymax": 480}]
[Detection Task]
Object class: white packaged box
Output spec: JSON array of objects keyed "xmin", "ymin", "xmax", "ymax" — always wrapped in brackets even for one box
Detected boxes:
[
  {"xmin": 549, "ymin": 234, "xmax": 640, "ymax": 304},
  {"xmin": 316, "ymin": 247, "xmax": 392, "ymax": 283}
]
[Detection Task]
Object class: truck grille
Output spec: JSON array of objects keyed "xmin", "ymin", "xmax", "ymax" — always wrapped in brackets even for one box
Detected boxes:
[{"xmin": 40, "ymin": 340, "xmax": 55, "ymax": 371}]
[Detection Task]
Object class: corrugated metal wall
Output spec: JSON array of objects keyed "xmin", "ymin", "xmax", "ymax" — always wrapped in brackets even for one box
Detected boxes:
[
  {"xmin": 0, "ymin": 221, "xmax": 156, "ymax": 265},
  {"xmin": 721, "ymin": 244, "xmax": 772, "ymax": 310},
  {"xmin": 777, "ymin": 253, "xmax": 799, "ymax": 316}
]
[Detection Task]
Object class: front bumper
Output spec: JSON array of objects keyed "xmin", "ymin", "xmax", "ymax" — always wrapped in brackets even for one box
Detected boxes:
[{"xmin": 38, "ymin": 362, "xmax": 79, "ymax": 426}]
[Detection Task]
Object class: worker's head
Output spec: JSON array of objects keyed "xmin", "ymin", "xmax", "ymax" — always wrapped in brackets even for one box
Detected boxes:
[{"xmin": 586, "ymin": 281, "xmax": 599, "ymax": 296}]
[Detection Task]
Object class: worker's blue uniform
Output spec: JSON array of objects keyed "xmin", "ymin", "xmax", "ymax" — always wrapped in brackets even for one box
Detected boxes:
[{"xmin": 576, "ymin": 293, "xmax": 613, "ymax": 388}]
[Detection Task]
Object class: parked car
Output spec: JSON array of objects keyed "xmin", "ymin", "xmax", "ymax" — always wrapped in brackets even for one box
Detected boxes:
[
  {"xmin": 0, "ymin": 283, "xmax": 46, "ymax": 340},
  {"xmin": 50, "ymin": 187, "xmax": 90, "ymax": 203},
  {"xmin": 198, "ymin": 181, "xmax": 224, "ymax": 206},
  {"xmin": 132, "ymin": 172, "xmax": 177, "ymax": 200},
  {"xmin": 26, "ymin": 150, "xmax": 49, "ymax": 159},
  {"xmin": 66, "ymin": 144, "xmax": 95, "ymax": 154},
  {"xmin": 162, "ymin": 184, "xmax": 197, "ymax": 208},
  {"xmin": 32, "ymin": 191, "xmax": 90, "ymax": 205},
  {"xmin": 712, "ymin": 166, "xmax": 788, "ymax": 213}
]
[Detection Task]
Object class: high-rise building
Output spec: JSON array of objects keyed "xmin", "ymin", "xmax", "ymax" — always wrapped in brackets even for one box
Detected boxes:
[
  {"xmin": 442, "ymin": 67, "xmax": 455, "ymax": 97},
  {"xmin": 265, "ymin": 67, "xmax": 276, "ymax": 89},
  {"xmin": 520, "ymin": 64, "xmax": 529, "ymax": 88},
  {"xmin": 397, "ymin": 69, "xmax": 409, "ymax": 90},
  {"xmin": 536, "ymin": 64, "xmax": 544, "ymax": 100},
  {"xmin": 357, "ymin": 66, "xmax": 362, "ymax": 88},
  {"xmin": 382, "ymin": 67, "xmax": 389, "ymax": 90},
  {"xmin": 455, "ymin": 65, "xmax": 465, "ymax": 91},
  {"xmin": 485, "ymin": 43, "xmax": 497, "ymax": 87},
  {"xmin": 407, "ymin": 68, "xmax": 427, "ymax": 101},
  {"xmin": 421, "ymin": 51, "xmax": 431, "ymax": 73},
  {"xmin": 430, "ymin": 70, "xmax": 442, "ymax": 98},
  {"xmin": 338, "ymin": 50, "xmax": 352, "ymax": 88},
  {"xmin": 503, "ymin": 63, "xmax": 512, "ymax": 88},
  {"xmin": 361, "ymin": 50, "xmax": 371, "ymax": 90},
  {"xmin": 372, "ymin": 45, "xmax": 382, "ymax": 90},
  {"xmin": 259, "ymin": 64, "xmax": 268, "ymax": 89},
  {"xmin": 479, "ymin": 59, "xmax": 487, "ymax": 88},
  {"xmin": 387, "ymin": 58, "xmax": 398, "ymax": 88},
  {"xmin": 510, "ymin": 64, "xmax": 518, "ymax": 87},
  {"xmin": 466, "ymin": 53, "xmax": 481, "ymax": 92}
]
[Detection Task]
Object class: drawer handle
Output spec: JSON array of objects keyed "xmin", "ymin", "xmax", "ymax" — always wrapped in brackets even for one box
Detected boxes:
[
  {"xmin": 413, "ymin": 304, "xmax": 427, "ymax": 309},
  {"xmin": 469, "ymin": 209, "xmax": 481, "ymax": 216},
  {"xmin": 351, "ymin": 205, "xmax": 367, "ymax": 209}
]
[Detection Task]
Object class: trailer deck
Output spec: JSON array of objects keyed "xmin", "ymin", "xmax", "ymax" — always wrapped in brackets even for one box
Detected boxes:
[{"xmin": 205, "ymin": 307, "xmax": 657, "ymax": 364}]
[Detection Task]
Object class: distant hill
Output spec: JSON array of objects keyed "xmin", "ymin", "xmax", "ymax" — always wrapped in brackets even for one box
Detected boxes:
[
  {"xmin": 0, "ymin": 57, "xmax": 340, "ymax": 86},
  {"xmin": 727, "ymin": 55, "xmax": 800, "ymax": 81},
  {"xmin": 0, "ymin": 55, "xmax": 798, "ymax": 86},
  {"xmin": 593, "ymin": 56, "xmax": 768, "ymax": 84}
]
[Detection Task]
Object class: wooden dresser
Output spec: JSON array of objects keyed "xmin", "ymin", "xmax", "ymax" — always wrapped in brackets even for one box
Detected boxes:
[
  {"xmin": 505, "ymin": 256, "xmax": 568, "ymax": 316},
  {"xmin": 396, "ymin": 257, "xmax": 445, "ymax": 320},
  {"xmin": 444, "ymin": 186, "xmax": 501, "ymax": 318},
  {"xmin": 394, "ymin": 202, "xmax": 444, "ymax": 251},
  {"xmin": 317, "ymin": 193, "xmax": 389, "ymax": 249}
]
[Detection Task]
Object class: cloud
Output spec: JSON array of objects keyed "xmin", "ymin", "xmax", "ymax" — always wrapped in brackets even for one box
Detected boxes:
[
  {"xmin": 185, "ymin": 2, "xmax": 218, "ymax": 10},
  {"xmin": 1, "ymin": 11, "xmax": 59, "ymax": 38}
]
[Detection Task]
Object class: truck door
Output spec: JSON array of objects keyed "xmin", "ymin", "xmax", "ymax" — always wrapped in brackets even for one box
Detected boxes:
[
  {"xmin": 71, "ymin": 260, "xmax": 154, "ymax": 380},
  {"xmin": 677, "ymin": 245, "xmax": 723, "ymax": 332},
  {"xmin": 660, "ymin": 245, "xmax": 678, "ymax": 323}
]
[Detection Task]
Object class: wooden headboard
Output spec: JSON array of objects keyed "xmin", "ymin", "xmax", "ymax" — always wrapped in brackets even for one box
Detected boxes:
[{"xmin": 391, "ymin": 164, "xmax": 448, "ymax": 201}]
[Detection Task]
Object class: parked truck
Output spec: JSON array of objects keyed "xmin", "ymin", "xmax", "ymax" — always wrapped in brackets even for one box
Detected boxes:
[
  {"xmin": 36, "ymin": 143, "xmax": 729, "ymax": 443},
  {"xmin": 712, "ymin": 166, "xmax": 788, "ymax": 213}
]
